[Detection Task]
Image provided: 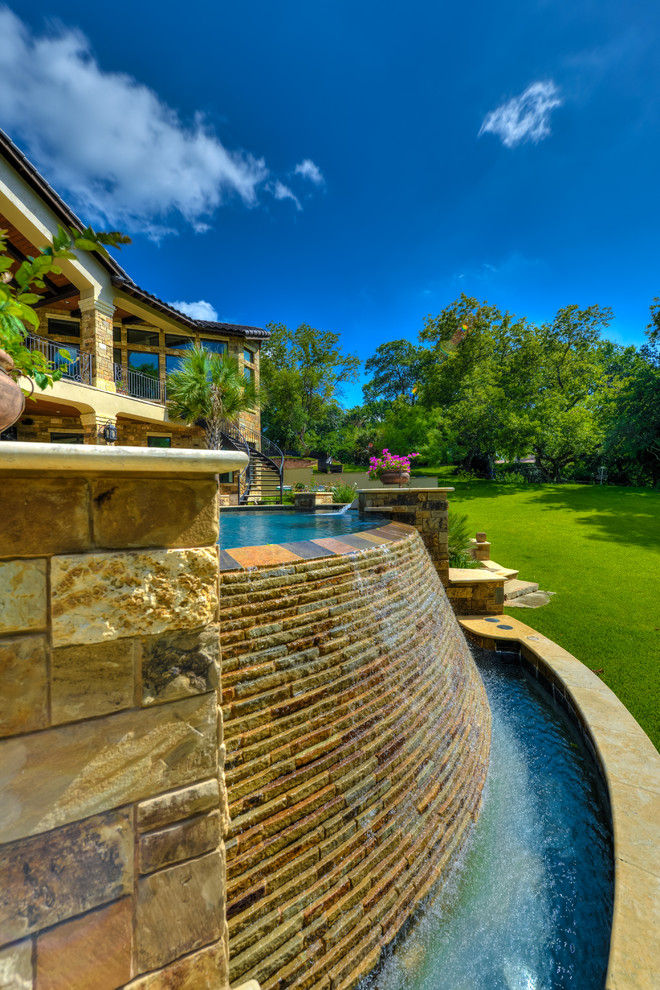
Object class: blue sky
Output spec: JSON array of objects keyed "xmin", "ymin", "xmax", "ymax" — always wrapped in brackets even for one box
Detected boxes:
[{"xmin": 1, "ymin": 1, "xmax": 659, "ymax": 405}]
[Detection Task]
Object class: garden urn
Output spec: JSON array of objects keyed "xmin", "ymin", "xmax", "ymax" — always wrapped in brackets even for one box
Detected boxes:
[{"xmin": 0, "ymin": 349, "xmax": 25, "ymax": 433}]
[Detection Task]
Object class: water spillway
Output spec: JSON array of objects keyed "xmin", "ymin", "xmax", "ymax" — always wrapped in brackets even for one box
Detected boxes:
[{"xmin": 219, "ymin": 523, "xmax": 492, "ymax": 990}]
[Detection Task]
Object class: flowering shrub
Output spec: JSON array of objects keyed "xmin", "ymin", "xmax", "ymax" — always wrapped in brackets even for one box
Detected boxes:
[{"xmin": 368, "ymin": 449, "xmax": 420, "ymax": 480}]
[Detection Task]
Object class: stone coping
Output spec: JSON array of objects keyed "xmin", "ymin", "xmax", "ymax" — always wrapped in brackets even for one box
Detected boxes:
[
  {"xmin": 458, "ymin": 614, "xmax": 660, "ymax": 990},
  {"xmin": 357, "ymin": 486, "xmax": 455, "ymax": 493},
  {"xmin": 219, "ymin": 521, "xmax": 413, "ymax": 570},
  {"xmin": 448, "ymin": 568, "xmax": 505, "ymax": 584},
  {"xmin": 0, "ymin": 441, "xmax": 248, "ymax": 475}
]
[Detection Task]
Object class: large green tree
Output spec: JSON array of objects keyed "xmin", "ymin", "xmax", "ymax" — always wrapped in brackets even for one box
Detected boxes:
[
  {"xmin": 166, "ymin": 345, "xmax": 260, "ymax": 449},
  {"xmin": 362, "ymin": 339, "xmax": 428, "ymax": 404},
  {"xmin": 260, "ymin": 323, "xmax": 360, "ymax": 454}
]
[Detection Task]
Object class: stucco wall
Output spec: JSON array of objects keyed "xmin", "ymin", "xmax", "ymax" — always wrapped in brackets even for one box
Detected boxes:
[{"xmin": 219, "ymin": 529, "xmax": 491, "ymax": 990}]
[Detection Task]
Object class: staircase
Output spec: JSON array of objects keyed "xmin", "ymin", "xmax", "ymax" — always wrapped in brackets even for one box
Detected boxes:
[{"xmin": 219, "ymin": 419, "xmax": 284, "ymax": 504}]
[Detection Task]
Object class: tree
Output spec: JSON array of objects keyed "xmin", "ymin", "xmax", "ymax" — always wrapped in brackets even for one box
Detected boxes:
[
  {"xmin": 166, "ymin": 345, "xmax": 261, "ymax": 449},
  {"xmin": 362, "ymin": 339, "xmax": 428, "ymax": 404},
  {"xmin": 0, "ymin": 224, "xmax": 130, "ymax": 388},
  {"xmin": 260, "ymin": 323, "xmax": 360, "ymax": 454}
]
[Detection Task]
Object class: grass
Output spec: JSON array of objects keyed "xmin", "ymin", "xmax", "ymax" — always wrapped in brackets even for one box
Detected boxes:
[{"xmin": 438, "ymin": 474, "xmax": 660, "ymax": 751}]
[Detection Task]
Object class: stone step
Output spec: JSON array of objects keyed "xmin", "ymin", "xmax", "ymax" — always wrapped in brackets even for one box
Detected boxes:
[
  {"xmin": 504, "ymin": 579, "xmax": 540, "ymax": 600},
  {"xmin": 480, "ymin": 559, "xmax": 519, "ymax": 580}
]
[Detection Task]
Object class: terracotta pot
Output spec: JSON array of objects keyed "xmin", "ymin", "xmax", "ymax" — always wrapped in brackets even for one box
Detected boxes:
[
  {"xmin": 0, "ymin": 349, "xmax": 25, "ymax": 433},
  {"xmin": 379, "ymin": 470, "xmax": 410, "ymax": 486}
]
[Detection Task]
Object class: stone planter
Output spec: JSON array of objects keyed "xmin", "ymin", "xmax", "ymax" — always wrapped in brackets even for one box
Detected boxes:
[
  {"xmin": 0, "ymin": 349, "xmax": 25, "ymax": 434},
  {"xmin": 378, "ymin": 470, "xmax": 410, "ymax": 486},
  {"xmin": 294, "ymin": 491, "xmax": 334, "ymax": 510}
]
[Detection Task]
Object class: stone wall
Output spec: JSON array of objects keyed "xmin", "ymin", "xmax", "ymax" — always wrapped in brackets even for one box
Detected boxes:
[
  {"xmin": 219, "ymin": 529, "xmax": 491, "ymax": 990},
  {"xmin": 359, "ymin": 488, "xmax": 451, "ymax": 584},
  {"xmin": 0, "ymin": 457, "xmax": 233, "ymax": 990}
]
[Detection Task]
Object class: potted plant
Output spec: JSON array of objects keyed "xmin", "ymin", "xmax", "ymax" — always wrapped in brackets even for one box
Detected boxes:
[{"xmin": 368, "ymin": 449, "xmax": 420, "ymax": 486}]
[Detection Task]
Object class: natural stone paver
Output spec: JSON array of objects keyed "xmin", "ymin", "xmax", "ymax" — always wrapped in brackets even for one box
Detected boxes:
[
  {"xmin": 51, "ymin": 548, "xmax": 218, "ymax": 645},
  {"xmin": 0, "ymin": 559, "xmax": 47, "ymax": 634},
  {"xmin": 35, "ymin": 898, "xmax": 132, "ymax": 990}
]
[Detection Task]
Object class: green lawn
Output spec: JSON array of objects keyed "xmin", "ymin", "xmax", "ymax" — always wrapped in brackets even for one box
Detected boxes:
[{"xmin": 437, "ymin": 474, "xmax": 660, "ymax": 752}]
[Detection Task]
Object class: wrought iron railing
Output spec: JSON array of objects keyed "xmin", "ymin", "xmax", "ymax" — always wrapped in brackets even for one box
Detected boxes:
[
  {"xmin": 114, "ymin": 364, "xmax": 164, "ymax": 403},
  {"xmin": 26, "ymin": 333, "xmax": 92, "ymax": 385},
  {"xmin": 218, "ymin": 418, "xmax": 252, "ymax": 500},
  {"xmin": 219, "ymin": 419, "xmax": 284, "ymax": 503}
]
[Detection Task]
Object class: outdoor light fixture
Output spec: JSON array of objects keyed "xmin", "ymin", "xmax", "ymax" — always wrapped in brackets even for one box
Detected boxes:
[{"xmin": 102, "ymin": 422, "xmax": 117, "ymax": 443}]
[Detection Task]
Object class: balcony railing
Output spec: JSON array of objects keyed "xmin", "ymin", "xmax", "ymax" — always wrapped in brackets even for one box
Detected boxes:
[
  {"xmin": 25, "ymin": 333, "xmax": 92, "ymax": 385},
  {"xmin": 114, "ymin": 364, "xmax": 164, "ymax": 403}
]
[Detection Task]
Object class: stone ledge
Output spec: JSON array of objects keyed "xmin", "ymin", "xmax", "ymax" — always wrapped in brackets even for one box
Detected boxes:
[
  {"xmin": 0, "ymin": 441, "xmax": 247, "ymax": 476},
  {"xmin": 458, "ymin": 613, "xmax": 660, "ymax": 990}
]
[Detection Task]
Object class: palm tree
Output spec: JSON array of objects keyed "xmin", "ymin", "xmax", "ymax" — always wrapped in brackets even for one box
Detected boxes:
[{"xmin": 166, "ymin": 345, "xmax": 261, "ymax": 449}]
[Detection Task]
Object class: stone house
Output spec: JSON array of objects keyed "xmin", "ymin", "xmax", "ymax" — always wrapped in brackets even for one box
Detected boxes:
[{"xmin": 0, "ymin": 129, "xmax": 268, "ymax": 459}]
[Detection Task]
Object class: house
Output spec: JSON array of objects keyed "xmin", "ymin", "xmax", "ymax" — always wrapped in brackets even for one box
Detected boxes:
[{"xmin": 0, "ymin": 129, "xmax": 280, "ymax": 499}]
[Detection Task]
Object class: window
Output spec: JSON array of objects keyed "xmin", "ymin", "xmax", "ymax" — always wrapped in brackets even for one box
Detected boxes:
[
  {"xmin": 128, "ymin": 351, "xmax": 159, "ymax": 378},
  {"xmin": 200, "ymin": 338, "xmax": 227, "ymax": 356},
  {"xmin": 166, "ymin": 354, "xmax": 184, "ymax": 375},
  {"xmin": 244, "ymin": 347, "xmax": 254, "ymax": 364},
  {"xmin": 219, "ymin": 471, "xmax": 234, "ymax": 483},
  {"xmin": 113, "ymin": 348, "xmax": 122, "ymax": 368},
  {"xmin": 48, "ymin": 318, "xmax": 80, "ymax": 338},
  {"xmin": 50, "ymin": 432, "xmax": 84, "ymax": 444},
  {"xmin": 113, "ymin": 326, "xmax": 122, "ymax": 343},
  {"xmin": 148, "ymin": 435, "xmax": 171, "ymax": 448},
  {"xmin": 165, "ymin": 334, "xmax": 194, "ymax": 350},
  {"xmin": 126, "ymin": 327, "xmax": 159, "ymax": 347},
  {"xmin": 244, "ymin": 366, "xmax": 252, "ymax": 381}
]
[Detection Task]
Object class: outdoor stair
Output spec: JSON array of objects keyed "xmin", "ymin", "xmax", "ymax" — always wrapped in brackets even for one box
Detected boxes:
[
  {"xmin": 503, "ymin": 578, "xmax": 540, "ymax": 600},
  {"xmin": 219, "ymin": 420, "xmax": 284, "ymax": 504}
]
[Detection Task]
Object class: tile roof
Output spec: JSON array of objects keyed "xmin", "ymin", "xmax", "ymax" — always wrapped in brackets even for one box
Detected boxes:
[{"xmin": 1, "ymin": 129, "xmax": 269, "ymax": 341}]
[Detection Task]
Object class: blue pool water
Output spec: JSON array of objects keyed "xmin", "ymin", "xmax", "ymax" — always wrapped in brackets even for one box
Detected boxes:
[
  {"xmin": 364, "ymin": 649, "xmax": 613, "ymax": 990},
  {"xmin": 218, "ymin": 509, "xmax": 388, "ymax": 548}
]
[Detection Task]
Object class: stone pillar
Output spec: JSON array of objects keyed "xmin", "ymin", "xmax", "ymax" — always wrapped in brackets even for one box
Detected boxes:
[
  {"xmin": 471, "ymin": 532, "xmax": 491, "ymax": 561},
  {"xmin": 359, "ymin": 487, "xmax": 453, "ymax": 585},
  {"xmin": 79, "ymin": 297, "xmax": 116, "ymax": 391},
  {"xmin": 0, "ymin": 444, "xmax": 247, "ymax": 990},
  {"xmin": 79, "ymin": 411, "xmax": 98, "ymax": 445}
]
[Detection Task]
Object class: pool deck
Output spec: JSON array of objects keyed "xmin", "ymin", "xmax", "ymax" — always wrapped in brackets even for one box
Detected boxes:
[{"xmin": 218, "ymin": 522, "xmax": 408, "ymax": 570}]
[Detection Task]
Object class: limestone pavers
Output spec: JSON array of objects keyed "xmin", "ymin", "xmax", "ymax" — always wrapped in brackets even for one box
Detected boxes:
[
  {"xmin": 135, "ymin": 851, "xmax": 225, "ymax": 972},
  {"xmin": 50, "ymin": 548, "xmax": 218, "ymax": 645},
  {"xmin": 51, "ymin": 640, "xmax": 138, "ymax": 723},
  {"xmin": 124, "ymin": 944, "xmax": 228, "ymax": 990},
  {"xmin": 0, "ymin": 634, "xmax": 48, "ymax": 735},
  {"xmin": 0, "ymin": 694, "xmax": 217, "ymax": 843},
  {"xmin": 35, "ymin": 898, "xmax": 132, "ymax": 990},
  {"xmin": 0, "ymin": 478, "xmax": 91, "ymax": 557},
  {"xmin": 0, "ymin": 939, "xmax": 32, "ymax": 990},
  {"xmin": 139, "ymin": 811, "xmax": 221, "ymax": 874},
  {"xmin": 0, "ymin": 810, "xmax": 133, "ymax": 942},
  {"xmin": 137, "ymin": 779, "xmax": 220, "ymax": 832},
  {"xmin": 0, "ymin": 559, "xmax": 47, "ymax": 634},
  {"xmin": 90, "ymin": 478, "xmax": 219, "ymax": 549},
  {"xmin": 141, "ymin": 626, "xmax": 220, "ymax": 705}
]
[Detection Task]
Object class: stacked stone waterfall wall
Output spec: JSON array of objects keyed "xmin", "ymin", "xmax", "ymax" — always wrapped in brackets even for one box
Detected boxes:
[
  {"xmin": 220, "ymin": 529, "xmax": 491, "ymax": 990},
  {"xmin": 0, "ymin": 461, "xmax": 232, "ymax": 990}
]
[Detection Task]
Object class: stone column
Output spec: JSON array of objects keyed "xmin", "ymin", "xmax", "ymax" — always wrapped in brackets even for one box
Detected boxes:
[
  {"xmin": 79, "ymin": 297, "xmax": 116, "ymax": 391},
  {"xmin": 0, "ymin": 443, "xmax": 247, "ymax": 990},
  {"xmin": 359, "ymin": 486, "xmax": 454, "ymax": 585},
  {"xmin": 79, "ymin": 411, "xmax": 98, "ymax": 445}
]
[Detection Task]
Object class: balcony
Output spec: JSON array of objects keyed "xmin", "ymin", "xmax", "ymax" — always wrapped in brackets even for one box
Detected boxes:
[
  {"xmin": 114, "ymin": 364, "xmax": 165, "ymax": 403},
  {"xmin": 26, "ymin": 333, "xmax": 91, "ymax": 385}
]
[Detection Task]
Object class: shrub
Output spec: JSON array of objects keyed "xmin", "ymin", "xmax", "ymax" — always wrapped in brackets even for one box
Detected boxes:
[
  {"xmin": 332, "ymin": 481, "xmax": 358, "ymax": 503},
  {"xmin": 448, "ymin": 510, "xmax": 481, "ymax": 568}
]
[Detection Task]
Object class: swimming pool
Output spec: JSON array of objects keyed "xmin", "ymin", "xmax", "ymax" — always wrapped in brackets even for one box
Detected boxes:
[
  {"xmin": 363, "ymin": 647, "xmax": 613, "ymax": 990},
  {"xmin": 218, "ymin": 508, "xmax": 387, "ymax": 548}
]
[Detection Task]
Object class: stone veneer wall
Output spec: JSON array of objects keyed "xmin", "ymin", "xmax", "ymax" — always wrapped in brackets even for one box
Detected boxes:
[
  {"xmin": 219, "ymin": 528, "xmax": 491, "ymax": 990},
  {"xmin": 358, "ymin": 488, "xmax": 451, "ymax": 584},
  {"xmin": 0, "ymin": 462, "xmax": 232, "ymax": 990}
]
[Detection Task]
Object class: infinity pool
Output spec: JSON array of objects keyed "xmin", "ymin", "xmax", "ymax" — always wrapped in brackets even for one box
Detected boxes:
[
  {"xmin": 218, "ymin": 508, "xmax": 387, "ymax": 548},
  {"xmin": 364, "ymin": 648, "xmax": 613, "ymax": 990}
]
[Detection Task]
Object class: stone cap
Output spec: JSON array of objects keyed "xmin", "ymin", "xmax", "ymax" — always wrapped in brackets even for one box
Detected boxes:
[
  {"xmin": 0, "ymin": 442, "xmax": 248, "ymax": 476},
  {"xmin": 357, "ymin": 487, "xmax": 455, "ymax": 494}
]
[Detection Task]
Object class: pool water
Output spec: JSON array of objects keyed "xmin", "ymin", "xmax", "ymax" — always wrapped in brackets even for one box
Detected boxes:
[
  {"xmin": 218, "ymin": 508, "xmax": 388, "ymax": 548},
  {"xmin": 363, "ymin": 649, "xmax": 613, "ymax": 990}
]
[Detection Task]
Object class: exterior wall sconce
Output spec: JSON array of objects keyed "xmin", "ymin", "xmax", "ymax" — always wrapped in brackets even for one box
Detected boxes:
[{"xmin": 102, "ymin": 422, "xmax": 117, "ymax": 443}]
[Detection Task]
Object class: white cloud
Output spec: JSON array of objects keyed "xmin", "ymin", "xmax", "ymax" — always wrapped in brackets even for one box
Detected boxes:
[
  {"xmin": 294, "ymin": 159, "xmax": 324, "ymax": 185},
  {"xmin": 271, "ymin": 180, "xmax": 302, "ymax": 211},
  {"xmin": 479, "ymin": 81, "xmax": 562, "ymax": 149},
  {"xmin": 0, "ymin": 8, "xmax": 268, "ymax": 235},
  {"xmin": 168, "ymin": 299, "xmax": 219, "ymax": 322}
]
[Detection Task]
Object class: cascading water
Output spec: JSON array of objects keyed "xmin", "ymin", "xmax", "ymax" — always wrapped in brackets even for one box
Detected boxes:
[{"xmin": 361, "ymin": 648, "xmax": 613, "ymax": 990}]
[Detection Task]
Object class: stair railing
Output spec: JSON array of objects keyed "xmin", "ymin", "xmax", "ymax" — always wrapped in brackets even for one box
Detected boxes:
[
  {"xmin": 219, "ymin": 419, "xmax": 284, "ymax": 504},
  {"xmin": 218, "ymin": 419, "xmax": 252, "ymax": 502}
]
